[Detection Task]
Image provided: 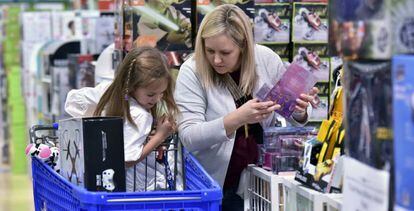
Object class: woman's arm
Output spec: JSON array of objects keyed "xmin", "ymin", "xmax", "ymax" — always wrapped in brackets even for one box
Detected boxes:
[{"xmin": 174, "ymin": 61, "xmax": 233, "ymax": 151}]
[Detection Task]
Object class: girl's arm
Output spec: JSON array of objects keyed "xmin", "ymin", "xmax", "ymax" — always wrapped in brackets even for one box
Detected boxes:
[{"xmin": 125, "ymin": 115, "xmax": 174, "ymax": 168}]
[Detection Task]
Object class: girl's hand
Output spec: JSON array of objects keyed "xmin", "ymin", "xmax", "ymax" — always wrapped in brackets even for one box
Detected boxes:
[
  {"xmin": 155, "ymin": 115, "xmax": 175, "ymax": 140},
  {"xmin": 237, "ymin": 98, "xmax": 281, "ymax": 125}
]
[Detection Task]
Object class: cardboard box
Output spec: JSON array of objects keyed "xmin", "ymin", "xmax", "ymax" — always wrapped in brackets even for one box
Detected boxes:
[
  {"xmin": 59, "ymin": 117, "xmax": 126, "ymax": 192},
  {"xmin": 343, "ymin": 60, "xmax": 393, "ymax": 169},
  {"xmin": 392, "ymin": 55, "xmax": 414, "ymax": 210}
]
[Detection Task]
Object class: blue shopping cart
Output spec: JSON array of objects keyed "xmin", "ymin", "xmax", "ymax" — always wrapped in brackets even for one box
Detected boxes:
[{"xmin": 29, "ymin": 124, "xmax": 222, "ymax": 211}]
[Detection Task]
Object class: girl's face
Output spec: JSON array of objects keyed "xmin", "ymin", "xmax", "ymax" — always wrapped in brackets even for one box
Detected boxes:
[
  {"xmin": 204, "ymin": 33, "xmax": 241, "ymax": 74},
  {"xmin": 133, "ymin": 78, "xmax": 168, "ymax": 110}
]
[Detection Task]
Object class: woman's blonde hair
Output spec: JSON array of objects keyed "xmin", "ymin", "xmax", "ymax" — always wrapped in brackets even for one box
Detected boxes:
[
  {"xmin": 194, "ymin": 4, "xmax": 256, "ymax": 95},
  {"xmin": 94, "ymin": 47, "xmax": 179, "ymax": 127}
]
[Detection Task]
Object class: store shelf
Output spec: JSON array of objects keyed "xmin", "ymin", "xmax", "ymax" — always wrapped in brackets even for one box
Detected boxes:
[{"xmin": 246, "ymin": 165, "xmax": 343, "ymax": 211}]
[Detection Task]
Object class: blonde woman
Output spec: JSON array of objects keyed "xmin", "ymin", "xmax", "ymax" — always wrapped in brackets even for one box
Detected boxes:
[{"xmin": 174, "ymin": 4, "xmax": 318, "ymax": 210}]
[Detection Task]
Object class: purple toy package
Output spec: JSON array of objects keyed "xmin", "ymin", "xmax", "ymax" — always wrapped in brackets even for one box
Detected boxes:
[{"xmin": 257, "ymin": 63, "xmax": 317, "ymax": 118}]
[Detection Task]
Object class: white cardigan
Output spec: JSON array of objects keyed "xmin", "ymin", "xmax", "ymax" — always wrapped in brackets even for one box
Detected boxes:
[{"xmin": 174, "ymin": 44, "xmax": 309, "ymax": 187}]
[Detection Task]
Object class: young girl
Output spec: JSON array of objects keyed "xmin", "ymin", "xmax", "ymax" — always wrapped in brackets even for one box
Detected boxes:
[{"xmin": 65, "ymin": 47, "xmax": 180, "ymax": 192}]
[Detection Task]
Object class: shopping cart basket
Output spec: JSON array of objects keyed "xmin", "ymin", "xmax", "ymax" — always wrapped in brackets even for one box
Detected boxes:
[{"xmin": 29, "ymin": 124, "xmax": 222, "ymax": 211}]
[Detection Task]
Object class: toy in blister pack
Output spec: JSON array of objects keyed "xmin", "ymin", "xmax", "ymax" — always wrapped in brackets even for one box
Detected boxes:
[
  {"xmin": 262, "ymin": 127, "xmax": 317, "ymax": 173},
  {"xmin": 256, "ymin": 63, "xmax": 317, "ymax": 118},
  {"xmin": 344, "ymin": 61, "xmax": 393, "ymax": 170}
]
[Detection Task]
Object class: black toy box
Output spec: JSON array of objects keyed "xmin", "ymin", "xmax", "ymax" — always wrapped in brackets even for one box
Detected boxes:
[{"xmin": 58, "ymin": 117, "xmax": 126, "ymax": 192}]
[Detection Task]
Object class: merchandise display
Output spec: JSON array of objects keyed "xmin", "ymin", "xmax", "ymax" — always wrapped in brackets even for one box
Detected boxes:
[
  {"xmin": 2, "ymin": 0, "xmax": 410, "ymax": 210},
  {"xmin": 59, "ymin": 117, "xmax": 126, "ymax": 192},
  {"xmin": 295, "ymin": 74, "xmax": 345, "ymax": 193}
]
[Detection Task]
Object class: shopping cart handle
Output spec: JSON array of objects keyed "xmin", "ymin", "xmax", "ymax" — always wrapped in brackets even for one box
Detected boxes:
[
  {"xmin": 106, "ymin": 196, "xmax": 202, "ymax": 203},
  {"xmin": 29, "ymin": 123, "xmax": 59, "ymax": 144}
]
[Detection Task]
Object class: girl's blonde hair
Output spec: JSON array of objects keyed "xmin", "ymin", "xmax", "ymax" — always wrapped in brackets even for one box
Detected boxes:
[
  {"xmin": 195, "ymin": 4, "xmax": 256, "ymax": 95},
  {"xmin": 94, "ymin": 47, "xmax": 179, "ymax": 127}
]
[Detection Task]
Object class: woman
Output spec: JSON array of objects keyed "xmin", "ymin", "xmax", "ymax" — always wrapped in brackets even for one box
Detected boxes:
[{"xmin": 174, "ymin": 4, "xmax": 318, "ymax": 210}]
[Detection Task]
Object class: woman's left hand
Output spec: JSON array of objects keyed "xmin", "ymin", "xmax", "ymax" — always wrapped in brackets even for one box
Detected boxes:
[{"xmin": 294, "ymin": 87, "xmax": 319, "ymax": 116}]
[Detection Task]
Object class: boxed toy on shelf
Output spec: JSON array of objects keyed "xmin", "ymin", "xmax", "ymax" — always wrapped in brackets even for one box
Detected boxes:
[
  {"xmin": 262, "ymin": 127, "xmax": 317, "ymax": 174},
  {"xmin": 292, "ymin": 2, "xmax": 328, "ymax": 43},
  {"xmin": 392, "ymin": 55, "xmax": 414, "ymax": 211},
  {"xmin": 343, "ymin": 61, "xmax": 393, "ymax": 170},
  {"xmin": 254, "ymin": 3, "xmax": 291, "ymax": 44},
  {"xmin": 129, "ymin": 0, "xmax": 193, "ymax": 51}
]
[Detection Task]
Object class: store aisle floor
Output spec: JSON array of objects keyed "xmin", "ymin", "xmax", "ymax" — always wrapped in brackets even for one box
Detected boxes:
[{"xmin": 0, "ymin": 165, "xmax": 34, "ymax": 211}]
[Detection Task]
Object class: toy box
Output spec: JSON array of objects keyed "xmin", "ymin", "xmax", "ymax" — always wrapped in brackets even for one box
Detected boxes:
[
  {"xmin": 254, "ymin": 3, "xmax": 291, "ymax": 44},
  {"xmin": 329, "ymin": 0, "xmax": 392, "ymax": 59},
  {"xmin": 392, "ymin": 55, "xmax": 414, "ymax": 210},
  {"xmin": 58, "ymin": 117, "xmax": 126, "ymax": 192},
  {"xmin": 343, "ymin": 60, "xmax": 393, "ymax": 170},
  {"xmin": 130, "ymin": 0, "xmax": 192, "ymax": 51},
  {"xmin": 256, "ymin": 63, "xmax": 317, "ymax": 118},
  {"xmin": 292, "ymin": 2, "xmax": 328, "ymax": 43}
]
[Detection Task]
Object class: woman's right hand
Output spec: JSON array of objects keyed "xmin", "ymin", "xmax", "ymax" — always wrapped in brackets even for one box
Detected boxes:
[
  {"xmin": 237, "ymin": 98, "xmax": 280, "ymax": 124},
  {"xmin": 224, "ymin": 98, "xmax": 280, "ymax": 136}
]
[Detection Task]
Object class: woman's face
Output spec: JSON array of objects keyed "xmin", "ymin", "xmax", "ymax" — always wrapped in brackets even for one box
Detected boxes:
[{"xmin": 204, "ymin": 33, "xmax": 242, "ymax": 74}]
